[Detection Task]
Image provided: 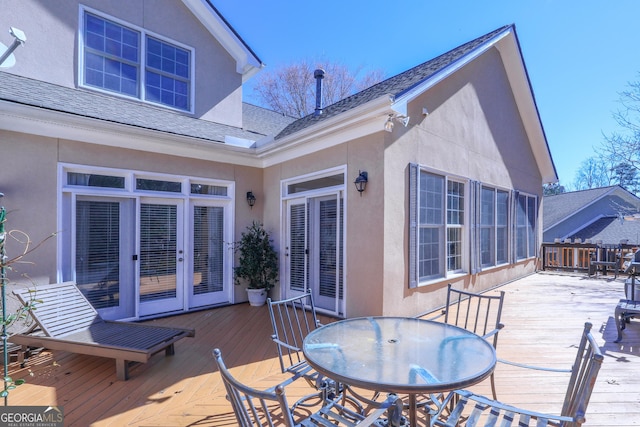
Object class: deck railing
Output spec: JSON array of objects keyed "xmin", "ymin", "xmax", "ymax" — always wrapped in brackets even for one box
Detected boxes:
[{"xmin": 540, "ymin": 241, "xmax": 637, "ymax": 275}]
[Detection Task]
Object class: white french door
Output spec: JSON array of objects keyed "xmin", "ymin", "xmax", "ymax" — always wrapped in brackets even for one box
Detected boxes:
[
  {"xmin": 74, "ymin": 196, "xmax": 136, "ymax": 320},
  {"xmin": 286, "ymin": 192, "xmax": 343, "ymax": 316},
  {"xmin": 189, "ymin": 203, "xmax": 229, "ymax": 308},
  {"xmin": 138, "ymin": 198, "xmax": 184, "ymax": 316}
]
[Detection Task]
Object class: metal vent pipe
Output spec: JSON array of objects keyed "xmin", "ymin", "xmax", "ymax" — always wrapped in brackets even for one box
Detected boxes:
[{"xmin": 314, "ymin": 68, "xmax": 325, "ymax": 116}]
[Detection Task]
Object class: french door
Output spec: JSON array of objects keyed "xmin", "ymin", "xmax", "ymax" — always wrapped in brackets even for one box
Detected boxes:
[
  {"xmin": 138, "ymin": 198, "xmax": 184, "ymax": 316},
  {"xmin": 189, "ymin": 204, "xmax": 228, "ymax": 308},
  {"xmin": 65, "ymin": 167, "xmax": 233, "ymax": 320},
  {"xmin": 286, "ymin": 192, "xmax": 343, "ymax": 316}
]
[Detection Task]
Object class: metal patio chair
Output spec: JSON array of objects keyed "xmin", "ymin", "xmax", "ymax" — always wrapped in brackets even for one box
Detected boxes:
[
  {"xmin": 430, "ymin": 284, "xmax": 505, "ymax": 399},
  {"xmin": 213, "ymin": 348, "xmax": 405, "ymax": 427},
  {"xmin": 267, "ymin": 293, "xmax": 328, "ymax": 406},
  {"xmin": 430, "ymin": 322, "xmax": 604, "ymax": 427}
]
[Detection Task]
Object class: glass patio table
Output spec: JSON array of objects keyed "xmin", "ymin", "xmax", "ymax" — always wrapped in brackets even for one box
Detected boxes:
[{"xmin": 302, "ymin": 316, "xmax": 496, "ymax": 426}]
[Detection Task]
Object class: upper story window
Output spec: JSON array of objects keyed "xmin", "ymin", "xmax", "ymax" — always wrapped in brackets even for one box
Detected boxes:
[{"xmin": 81, "ymin": 8, "xmax": 193, "ymax": 112}]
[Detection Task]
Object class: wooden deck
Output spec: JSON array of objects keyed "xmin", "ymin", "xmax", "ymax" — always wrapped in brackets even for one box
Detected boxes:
[{"xmin": 4, "ymin": 272, "xmax": 640, "ymax": 426}]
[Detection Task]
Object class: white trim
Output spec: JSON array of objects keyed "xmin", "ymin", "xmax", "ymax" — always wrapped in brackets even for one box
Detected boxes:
[
  {"xmin": 58, "ymin": 163, "xmax": 236, "ymax": 319},
  {"xmin": 181, "ymin": 0, "xmax": 262, "ymax": 81},
  {"xmin": 0, "ymin": 101, "xmax": 261, "ymax": 167}
]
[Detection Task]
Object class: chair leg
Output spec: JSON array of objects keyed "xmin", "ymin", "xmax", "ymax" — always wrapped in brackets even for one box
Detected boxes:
[{"xmin": 490, "ymin": 372, "xmax": 497, "ymax": 400}]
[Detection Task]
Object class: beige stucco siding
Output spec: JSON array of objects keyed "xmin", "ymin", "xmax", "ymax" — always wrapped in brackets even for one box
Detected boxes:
[
  {"xmin": 0, "ymin": 132, "xmax": 262, "ymax": 295},
  {"xmin": 381, "ymin": 48, "xmax": 542, "ymax": 316},
  {"xmin": 262, "ymin": 139, "xmax": 387, "ymax": 317},
  {"xmin": 1, "ymin": 131, "xmax": 60, "ymax": 284},
  {"xmin": 2, "ymin": 0, "xmax": 243, "ymax": 125}
]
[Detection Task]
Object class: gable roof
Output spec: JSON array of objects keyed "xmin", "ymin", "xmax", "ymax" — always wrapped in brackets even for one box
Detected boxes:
[
  {"xmin": 275, "ymin": 25, "xmax": 511, "ymax": 140},
  {"xmin": 568, "ymin": 216, "xmax": 640, "ymax": 245},
  {"xmin": 543, "ymin": 185, "xmax": 640, "ymax": 231},
  {"xmin": 270, "ymin": 24, "xmax": 557, "ymax": 184},
  {"xmin": 181, "ymin": 0, "xmax": 263, "ymax": 81}
]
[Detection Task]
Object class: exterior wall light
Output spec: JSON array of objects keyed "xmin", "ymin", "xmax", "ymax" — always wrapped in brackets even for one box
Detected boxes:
[
  {"xmin": 0, "ymin": 27, "xmax": 27, "ymax": 68},
  {"xmin": 383, "ymin": 114, "xmax": 410, "ymax": 132},
  {"xmin": 354, "ymin": 171, "xmax": 368, "ymax": 195},
  {"xmin": 246, "ymin": 191, "xmax": 256, "ymax": 209}
]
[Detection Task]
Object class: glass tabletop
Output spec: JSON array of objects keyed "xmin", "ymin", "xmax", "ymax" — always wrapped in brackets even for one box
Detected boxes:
[{"xmin": 303, "ymin": 316, "xmax": 496, "ymax": 394}]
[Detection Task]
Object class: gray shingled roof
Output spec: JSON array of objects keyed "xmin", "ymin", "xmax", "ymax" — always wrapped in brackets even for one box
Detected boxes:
[
  {"xmin": 242, "ymin": 103, "xmax": 296, "ymax": 136},
  {"xmin": 0, "ymin": 72, "xmax": 274, "ymax": 143},
  {"xmin": 1, "ymin": 24, "xmax": 512, "ymax": 146},
  {"xmin": 275, "ymin": 25, "xmax": 511, "ymax": 140},
  {"xmin": 543, "ymin": 186, "xmax": 616, "ymax": 227},
  {"xmin": 568, "ymin": 216, "xmax": 640, "ymax": 245}
]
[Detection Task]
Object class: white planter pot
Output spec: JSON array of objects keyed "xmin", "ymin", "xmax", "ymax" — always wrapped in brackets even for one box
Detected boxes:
[{"xmin": 246, "ymin": 288, "xmax": 267, "ymax": 307}]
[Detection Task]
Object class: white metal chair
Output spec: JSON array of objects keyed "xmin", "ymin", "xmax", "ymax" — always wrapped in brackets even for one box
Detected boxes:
[
  {"xmin": 213, "ymin": 348, "xmax": 405, "ymax": 427},
  {"xmin": 430, "ymin": 322, "xmax": 604, "ymax": 427}
]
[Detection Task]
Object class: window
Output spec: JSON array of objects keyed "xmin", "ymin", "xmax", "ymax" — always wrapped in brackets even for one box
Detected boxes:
[
  {"xmin": 480, "ymin": 187, "xmax": 495, "ymax": 267},
  {"xmin": 81, "ymin": 9, "xmax": 192, "ymax": 111},
  {"xmin": 516, "ymin": 193, "xmax": 537, "ymax": 260},
  {"xmin": 480, "ymin": 187, "xmax": 510, "ymax": 268},
  {"xmin": 410, "ymin": 165, "xmax": 466, "ymax": 286},
  {"xmin": 446, "ymin": 181, "xmax": 464, "ymax": 272},
  {"xmin": 496, "ymin": 190, "xmax": 509, "ymax": 264}
]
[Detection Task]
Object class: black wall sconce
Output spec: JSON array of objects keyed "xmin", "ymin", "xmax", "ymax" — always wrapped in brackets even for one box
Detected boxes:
[
  {"xmin": 354, "ymin": 171, "xmax": 368, "ymax": 196},
  {"xmin": 246, "ymin": 191, "xmax": 256, "ymax": 209}
]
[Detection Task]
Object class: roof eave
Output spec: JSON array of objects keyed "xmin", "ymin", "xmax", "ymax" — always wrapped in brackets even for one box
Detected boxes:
[
  {"xmin": 0, "ymin": 101, "xmax": 262, "ymax": 167},
  {"xmin": 494, "ymin": 26, "xmax": 558, "ymax": 184},
  {"xmin": 181, "ymin": 0, "xmax": 264, "ymax": 82},
  {"xmin": 255, "ymin": 95, "xmax": 394, "ymax": 167}
]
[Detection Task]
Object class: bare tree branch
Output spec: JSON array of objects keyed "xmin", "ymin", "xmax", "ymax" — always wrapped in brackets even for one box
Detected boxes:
[{"xmin": 250, "ymin": 57, "xmax": 385, "ymax": 118}]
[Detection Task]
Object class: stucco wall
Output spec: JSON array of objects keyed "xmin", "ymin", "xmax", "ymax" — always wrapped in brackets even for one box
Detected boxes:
[
  {"xmin": 0, "ymin": 131, "xmax": 60, "ymax": 285},
  {"xmin": 380, "ymin": 47, "xmax": 542, "ymax": 316},
  {"xmin": 0, "ymin": 132, "xmax": 263, "ymax": 295},
  {"xmin": 2, "ymin": 0, "xmax": 243, "ymax": 125},
  {"xmin": 263, "ymin": 140, "xmax": 386, "ymax": 318}
]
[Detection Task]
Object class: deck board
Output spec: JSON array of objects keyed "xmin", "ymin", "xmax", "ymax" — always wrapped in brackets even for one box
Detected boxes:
[{"xmin": 5, "ymin": 272, "xmax": 639, "ymax": 426}]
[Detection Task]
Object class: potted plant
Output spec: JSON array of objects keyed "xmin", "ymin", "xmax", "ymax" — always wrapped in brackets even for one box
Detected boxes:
[{"xmin": 234, "ymin": 221, "xmax": 278, "ymax": 306}]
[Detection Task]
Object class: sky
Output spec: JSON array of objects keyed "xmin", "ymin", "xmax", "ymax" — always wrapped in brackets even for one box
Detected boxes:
[{"xmin": 214, "ymin": 0, "xmax": 640, "ymax": 189}]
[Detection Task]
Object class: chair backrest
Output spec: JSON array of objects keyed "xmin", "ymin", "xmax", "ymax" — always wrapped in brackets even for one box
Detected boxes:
[
  {"xmin": 441, "ymin": 322, "xmax": 604, "ymax": 427},
  {"xmin": 267, "ymin": 293, "xmax": 321, "ymax": 374},
  {"xmin": 561, "ymin": 322, "xmax": 604, "ymax": 424},
  {"xmin": 213, "ymin": 348, "xmax": 296, "ymax": 427},
  {"xmin": 443, "ymin": 284, "xmax": 505, "ymax": 348},
  {"xmin": 13, "ymin": 282, "xmax": 103, "ymax": 337}
]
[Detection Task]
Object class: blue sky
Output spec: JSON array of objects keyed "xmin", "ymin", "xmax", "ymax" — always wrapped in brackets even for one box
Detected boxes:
[{"xmin": 214, "ymin": 1, "xmax": 640, "ymax": 188}]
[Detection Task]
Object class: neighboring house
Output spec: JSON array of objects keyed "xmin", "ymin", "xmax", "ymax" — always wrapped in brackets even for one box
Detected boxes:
[
  {"xmin": 543, "ymin": 186, "xmax": 640, "ymax": 245},
  {"xmin": 0, "ymin": 0, "xmax": 556, "ymax": 321}
]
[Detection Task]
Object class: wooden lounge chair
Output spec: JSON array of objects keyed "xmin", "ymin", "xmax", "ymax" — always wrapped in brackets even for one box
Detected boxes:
[{"xmin": 9, "ymin": 282, "xmax": 195, "ymax": 380}]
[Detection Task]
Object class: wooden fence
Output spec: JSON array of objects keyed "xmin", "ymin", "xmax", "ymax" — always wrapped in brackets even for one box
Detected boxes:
[{"xmin": 540, "ymin": 241, "xmax": 637, "ymax": 276}]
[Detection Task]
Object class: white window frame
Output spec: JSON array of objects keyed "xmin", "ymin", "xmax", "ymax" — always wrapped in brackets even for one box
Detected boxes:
[
  {"xmin": 78, "ymin": 5, "xmax": 195, "ymax": 113},
  {"xmin": 515, "ymin": 192, "xmax": 538, "ymax": 261},
  {"xmin": 409, "ymin": 164, "xmax": 468, "ymax": 287},
  {"xmin": 479, "ymin": 186, "xmax": 511, "ymax": 269}
]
